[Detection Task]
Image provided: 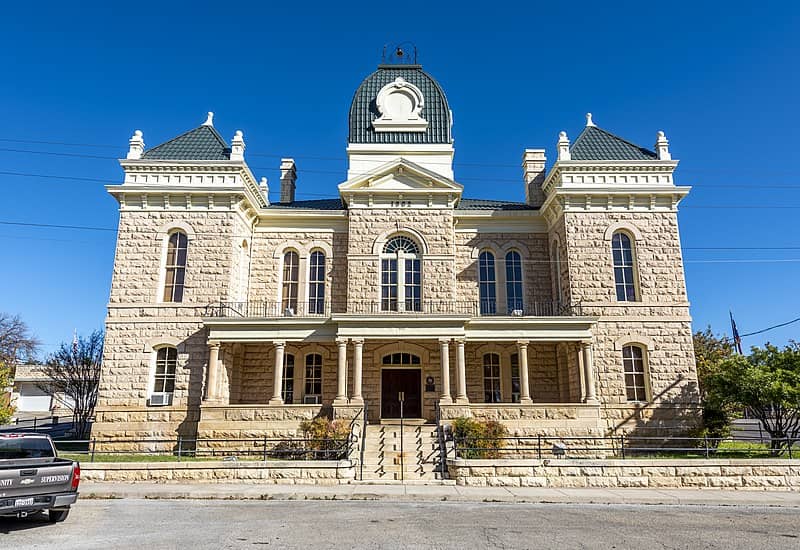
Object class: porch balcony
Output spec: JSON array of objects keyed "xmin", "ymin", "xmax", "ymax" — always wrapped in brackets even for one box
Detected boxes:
[{"xmin": 204, "ymin": 300, "xmax": 582, "ymax": 319}]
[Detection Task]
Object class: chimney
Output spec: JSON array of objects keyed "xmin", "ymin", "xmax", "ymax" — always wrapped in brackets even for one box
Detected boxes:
[
  {"xmin": 522, "ymin": 149, "xmax": 546, "ymax": 206},
  {"xmin": 557, "ymin": 131, "xmax": 571, "ymax": 161},
  {"xmin": 259, "ymin": 177, "xmax": 270, "ymax": 206},
  {"xmin": 230, "ymin": 130, "xmax": 245, "ymax": 161},
  {"xmin": 280, "ymin": 158, "xmax": 297, "ymax": 203},
  {"xmin": 127, "ymin": 130, "xmax": 144, "ymax": 159},
  {"xmin": 655, "ymin": 130, "xmax": 671, "ymax": 160}
]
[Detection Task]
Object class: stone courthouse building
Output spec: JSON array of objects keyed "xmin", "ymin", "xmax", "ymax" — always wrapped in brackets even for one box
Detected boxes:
[{"xmin": 95, "ymin": 50, "xmax": 699, "ymax": 470}]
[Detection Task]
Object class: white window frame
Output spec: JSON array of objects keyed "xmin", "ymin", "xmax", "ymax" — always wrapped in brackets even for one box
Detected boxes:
[
  {"xmin": 504, "ymin": 250, "xmax": 524, "ymax": 314},
  {"xmin": 282, "ymin": 353, "xmax": 295, "ymax": 404},
  {"xmin": 380, "ymin": 235, "xmax": 422, "ymax": 312},
  {"xmin": 149, "ymin": 346, "xmax": 178, "ymax": 406},
  {"xmin": 307, "ymin": 250, "xmax": 326, "ymax": 315},
  {"xmin": 478, "ymin": 250, "xmax": 497, "ymax": 315},
  {"xmin": 482, "ymin": 352, "xmax": 502, "ymax": 403},
  {"xmin": 281, "ymin": 250, "xmax": 300, "ymax": 314},
  {"xmin": 303, "ymin": 353, "xmax": 323, "ymax": 400},
  {"xmin": 161, "ymin": 231, "xmax": 188, "ymax": 303},
  {"xmin": 611, "ymin": 231, "xmax": 640, "ymax": 302},
  {"xmin": 621, "ymin": 344, "xmax": 650, "ymax": 402}
]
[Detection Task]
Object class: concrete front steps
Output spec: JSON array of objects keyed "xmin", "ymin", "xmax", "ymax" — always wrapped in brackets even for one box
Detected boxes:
[{"xmin": 359, "ymin": 422, "xmax": 445, "ymax": 482}]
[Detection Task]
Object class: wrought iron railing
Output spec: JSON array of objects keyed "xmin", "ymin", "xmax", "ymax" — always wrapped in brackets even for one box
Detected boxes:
[{"xmin": 205, "ymin": 300, "xmax": 582, "ymax": 318}]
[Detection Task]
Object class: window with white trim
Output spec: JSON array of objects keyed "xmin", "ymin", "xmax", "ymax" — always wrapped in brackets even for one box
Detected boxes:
[
  {"xmin": 483, "ymin": 353, "xmax": 501, "ymax": 403},
  {"xmin": 505, "ymin": 250, "xmax": 523, "ymax": 313},
  {"xmin": 622, "ymin": 345, "xmax": 648, "ymax": 402},
  {"xmin": 510, "ymin": 353, "xmax": 521, "ymax": 403},
  {"xmin": 282, "ymin": 353, "xmax": 295, "ymax": 404},
  {"xmin": 163, "ymin": 232, "xmax": 188, "ymax": 302},
  {"xmin": 478, "ymin": 251, "xmax": 497, "ymax": 315},
  {"xmin": 308, "ymin": 251, "xmax": 326, "ymax": 314},
  {"xmin": 380, "ymin": 236, "xmax": 421, "ymax": 312},
  {"xmin": 304, "ymin": 353, "xmax": 322, "ymax": 398},
  {"xmin": 282, "ymin": 251, "xmax": 299, "ymax": 313},
  {"xmin": 612, "ymin": 232, "xmax": 637, "ymax": 301},
  {"xmin": 552, "ymin": 241, "xmax": 563, "ymax": 303},
  {"xmin": 153, "ymin": 347, "xmax": 178, "ymax": 395}
]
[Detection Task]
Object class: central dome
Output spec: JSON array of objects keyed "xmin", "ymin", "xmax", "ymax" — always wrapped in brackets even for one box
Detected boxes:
[{"xmin": 348, "ymin": 65, "xmax": 453, "ymax": 145}]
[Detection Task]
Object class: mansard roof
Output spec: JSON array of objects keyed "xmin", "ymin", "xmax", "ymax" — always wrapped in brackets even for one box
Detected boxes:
[
  {"xmin": 570, "ymin": 125, "xmax": 657, "ymax": 161},
  {"xmin": 348, "ymin": 65, "xmax": 453, "ymax": 145},
  {"xmin": 142, "ymin": 124, "xmax": 231, "ymax": 161}
]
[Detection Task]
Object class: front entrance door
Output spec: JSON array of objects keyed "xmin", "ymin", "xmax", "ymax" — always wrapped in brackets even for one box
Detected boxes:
[{"xmin": 381, "ymin": 369, "xmax": 422, "ymax": 418}]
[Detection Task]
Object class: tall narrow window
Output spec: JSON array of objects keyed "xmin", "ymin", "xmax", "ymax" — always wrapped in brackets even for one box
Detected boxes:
[
  {"xmin": 282, "ymin": 251, "xmax": 299, "ymax": 313},
  {"xmin": 552, "ymin": 241, "xmax": 563, "ymax": 304},
  {"xmin": 304, "ymin": 353, "xmax": 322, "ymax": 400},
  {"xmin": 308, "ymin": 251, "xmax": 326, "ymax": 314},
  {"xmin": 163, "ymin": 232, "xmax": 188, "ymax": 302},
  {"xmin": 282, "ymin": 353, "xmax": 295, "ymax": 404},
  {"xmin": 483, "ymin": 353, "xmax": 501, "ymax": 403},
  {"xmin": 622, "ymin": 345, "xmax": 647, "ymax": 402},
  {"xmin": 478, "ymin": 251, "xmax": 497, "ymax": 315},
  {"xmin": 381, "ymin": 235, "xmax": 421, "ymax": 312},
  {"xmin": 505, "ymin": 251, "xmax": 523, "ymax": 313},
  {"xmin": 612, "ymin": 233, "xmax": 637, "ymax": 301},
  {"xmin": 153, "ymin": 347, "xmax": 178, "ymax": 395},
  {"xmin": 510, "ymin": 353, "xmax": 521, "ymax": 404}
]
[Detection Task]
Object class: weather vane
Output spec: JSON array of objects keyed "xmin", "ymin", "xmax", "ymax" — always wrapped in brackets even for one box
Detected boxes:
[{"xmin": 382, "ymin": 42, "xmax": 417, "ymax": 65}]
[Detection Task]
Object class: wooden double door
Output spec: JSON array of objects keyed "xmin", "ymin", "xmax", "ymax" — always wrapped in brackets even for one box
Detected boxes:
[{"xmin": 381, "ymin": 369, "xmax": 422, "ymax": 418}]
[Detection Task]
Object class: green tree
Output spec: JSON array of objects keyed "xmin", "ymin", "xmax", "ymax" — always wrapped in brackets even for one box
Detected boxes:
[
  {"xmin": 692, "ymin": 327, "xmax": 736, "ymax": 443},
  {"xmin": 0, "ymin": 313, "xmax": 41, "ymax": 423},
  {"xmin": 707, "ymin": 342, "xmax": 800, "ymax": 456}
]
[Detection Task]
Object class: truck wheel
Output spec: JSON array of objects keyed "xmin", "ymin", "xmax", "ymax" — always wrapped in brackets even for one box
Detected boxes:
[{"xmin": 48, "ymin": 509, "xmax": 70, "ymax": 523}]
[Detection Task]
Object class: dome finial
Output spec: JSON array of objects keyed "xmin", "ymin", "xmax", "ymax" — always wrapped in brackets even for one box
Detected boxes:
[{"xmin": 586, "ymin": 113, "xmax": 595, "ymax": 127}]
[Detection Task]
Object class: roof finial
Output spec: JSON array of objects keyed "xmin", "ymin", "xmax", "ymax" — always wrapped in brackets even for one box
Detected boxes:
[
  {"xmin": 203, "ymin": 112, "xmax": 214, "ymax": 127},
  {"xmin": 585, "ymin": 113, "xmax": 595, "ymax": 127},
  {"xmin": 557, "ymin": 131, "xmax": 571, "ymax": 161},
  {"xmin": 655, "ymin": 130, "xmax": 671, "ymax": 161},
  {"xmin": 127, "ymin": 129, "xmax": 145, "ymax": 159}
]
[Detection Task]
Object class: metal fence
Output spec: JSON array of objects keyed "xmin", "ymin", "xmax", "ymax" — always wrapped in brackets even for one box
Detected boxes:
[
  {"xmin": 452, "ymin": 435, "xmax": 798, "ymax": 460},
  {"xmin": 52, "ymin": 436, "xmax": 352, "ymax": 463}
]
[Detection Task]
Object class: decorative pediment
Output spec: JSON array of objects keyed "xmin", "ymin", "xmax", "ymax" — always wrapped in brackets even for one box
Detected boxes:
[
  {"xmin": 372, "ymin": 77, "xmax": 429, "ymax": 133},
  {"xmin": 338, "ymin": 158, "xmax": 462, "ymax": 207}
]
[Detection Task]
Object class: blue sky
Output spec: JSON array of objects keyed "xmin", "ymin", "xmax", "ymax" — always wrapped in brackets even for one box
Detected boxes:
[{"xmin": 1, "ymin": 1, "xmax": 798, "ymax": 354}]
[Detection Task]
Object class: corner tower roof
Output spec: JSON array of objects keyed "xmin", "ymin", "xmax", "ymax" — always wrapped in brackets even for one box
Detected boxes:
[
  {"xmin": 142, "ymin": 119, "xmax": 231, "ymax": 161},
  {"xmin": 570, "ymin": 124, "xmax": 657, "ymax": 161},
  {"xmin": 348, "ymin": 65, "xmax": 453, "ymax": 145}
]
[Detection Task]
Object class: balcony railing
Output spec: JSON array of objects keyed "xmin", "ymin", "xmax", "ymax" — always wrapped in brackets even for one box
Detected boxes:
[{"xmin": 205, "ymin": 300, "xmax": 581, "ymax": 319}]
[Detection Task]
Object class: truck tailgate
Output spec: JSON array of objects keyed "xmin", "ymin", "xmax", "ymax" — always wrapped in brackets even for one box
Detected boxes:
[{"xmin": 0, "ymin": 458, "xmax": 76, "ymax": 498}]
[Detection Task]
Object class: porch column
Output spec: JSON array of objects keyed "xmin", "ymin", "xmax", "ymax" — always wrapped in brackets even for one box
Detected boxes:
[
  {"xmin": 438, "ymin": 338, "xmax": 452, "ymax": 404},
  {"xmin": 205, "ymin": 342, "xmax": 221, "ymax": 401},
  {"xmin": 581, "ymin": 342, "xmax": 599, "ymax": 403},
  {"xmin": 269, "ymin": 341, "xmax": 285, "ymax": 405},
  {"xmin": 351, "ymin": 338, "xmax": 364, "ymax": 404},
  {"xmin": 455, "ymin": 339, "xmax": 469, "ymax": 404},
  {"xmin": 334, "ymin": 338, "xmax": 349, "ymax": 405},
  {"xmin": 516, "ymin": 340, "xmax": 533, "ymax": 404}
]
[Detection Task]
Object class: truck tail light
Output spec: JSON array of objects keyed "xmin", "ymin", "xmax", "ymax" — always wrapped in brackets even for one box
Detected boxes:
[{"xmin": 71, "ymin": 463, "xmax": 81, "ymax": 490}]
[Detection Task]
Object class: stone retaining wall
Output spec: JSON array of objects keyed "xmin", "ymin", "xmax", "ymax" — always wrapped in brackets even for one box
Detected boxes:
[
  {"xmin": 447, "ymin": 458, "xmax": 800, "ymax": 489},
  {"xmin": 81, "ymin": 460, "xmax": 355, "ymax": 485}
]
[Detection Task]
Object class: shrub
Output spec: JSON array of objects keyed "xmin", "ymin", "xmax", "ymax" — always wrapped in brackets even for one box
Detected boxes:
[
  {"xmin": 298, "ymin": 417, "xmax": 351, "ymax": 459},
  {"xmin": 451, "ymin": 417, "xmax": 508, "ymax": 459}
]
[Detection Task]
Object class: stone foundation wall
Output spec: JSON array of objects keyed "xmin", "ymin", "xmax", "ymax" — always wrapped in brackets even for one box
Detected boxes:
[
  {"xmin": 448, "ymin": 458, "xmax": 800, "ymax": 489},
  {"xmin": 440, "ymin": 404, "xmax": 604, "ymax": 439},
  {"xmin": 81, "ymin": 460, "xmax": 354, "ymax": 485},
  {"xmin": 92, "ymin": 407, "xmax": 200, "ymax": 452}
]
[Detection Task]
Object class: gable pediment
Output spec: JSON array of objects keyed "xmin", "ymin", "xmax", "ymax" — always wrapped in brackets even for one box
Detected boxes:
[{"xmin": 338, "ymin": 158, "xmax": 463, "ymax": 195}]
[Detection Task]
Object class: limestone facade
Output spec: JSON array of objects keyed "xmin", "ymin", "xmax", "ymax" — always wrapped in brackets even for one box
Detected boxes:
[{"xmin": 94, "ymin": 59, "xmax": 699, "ymax": 449}]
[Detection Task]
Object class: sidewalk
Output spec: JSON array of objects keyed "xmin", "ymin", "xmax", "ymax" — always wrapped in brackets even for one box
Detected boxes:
[{"xmin": 80, "ymin": 482, "xmax": 800, "ymax": 507}]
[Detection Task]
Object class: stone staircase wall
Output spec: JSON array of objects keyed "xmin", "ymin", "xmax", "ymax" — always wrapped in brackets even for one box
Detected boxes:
[{"xmin": 360, "ymin": 423, "xmax": 444, "ymax": 481}]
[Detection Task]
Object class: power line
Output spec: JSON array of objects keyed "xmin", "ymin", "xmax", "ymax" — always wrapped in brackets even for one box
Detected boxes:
[{"xmin": 740, "ymin": 316, "xmax": 800, "ymax": 338}]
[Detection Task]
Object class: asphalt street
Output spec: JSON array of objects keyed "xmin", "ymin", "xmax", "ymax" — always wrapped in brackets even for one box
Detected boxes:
[{"xmin": 1, "ymin": 500, "xmax": 798, "ymax": 549}]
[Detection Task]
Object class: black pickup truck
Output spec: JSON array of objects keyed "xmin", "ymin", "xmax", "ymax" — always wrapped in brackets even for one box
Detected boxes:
[{"xmin": 0, "ymin": 433, "xmax": 80, "ymax": 522}]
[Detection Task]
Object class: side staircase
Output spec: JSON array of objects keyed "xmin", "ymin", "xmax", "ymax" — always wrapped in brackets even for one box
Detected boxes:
[{"xmin": 359, "ymin": 422, "xmax": 447, "ymax": 482}]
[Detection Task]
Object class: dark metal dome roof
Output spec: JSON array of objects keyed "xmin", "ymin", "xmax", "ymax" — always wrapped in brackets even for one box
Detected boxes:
[{"xmin": 348, "ymin": 65, "xmax": 453, "ymax": 145}]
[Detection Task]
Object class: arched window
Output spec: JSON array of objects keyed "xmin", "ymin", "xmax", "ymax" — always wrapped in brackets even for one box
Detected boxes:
[
  {"xmin": 381, "ymin": 236, "xmax": 421, "ymax": 312},
  {"xmin": 483, "ymin": 353, "xmax": 501, "ymax": 403},
  {"xmin": 163, "ymin": 231, "xmax": 188, "ymax": 302},
  {"xmin": 505, "ymin": 251, "xmax": 523, "ymax": 313},
  {"xmin": 612, "ymin": 232, "xmax": 637, "ymax": 301},
  {"xmin": 152, "ymin": 347, "xmax": 177, "ymax": 402},
  {"xmin": 282, "ymin": 251, "xmax": 299, "ymax": 313},
  {"xmin": 510, "ymin": 353, "xmax": 521, "ymax": 404},
  {"xmin": 282, "ymin": 353, "xmax": 295, "ymax": 404},
  {"xmin": 308, "ymin": 251, "xmax": 326, "ymax": 314},
  {"xmin": 304, "ymin": 353, "xmax": 322, "ymax": 401},
  {"xmin": 622, "ymin": 345, "xmax": 648, "ymax": 402},
  {"xmin": 478, "ymin": 251, "xmax": 497, "ymax": 315},
  {"xmin": 382, "ymin": 352, "xmax": 421, "ymax": 365}
]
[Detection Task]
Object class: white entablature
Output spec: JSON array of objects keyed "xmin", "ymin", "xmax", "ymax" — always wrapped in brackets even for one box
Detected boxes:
[{"xmin": 338, "ymin": 157, "xmax": 463, "ymax": 208}]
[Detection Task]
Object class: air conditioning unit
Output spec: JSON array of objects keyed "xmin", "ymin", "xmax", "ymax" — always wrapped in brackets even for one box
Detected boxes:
[
  {"xmin": 511, "ymin": 309, "xmax": 524, "ymax": 317},
  {"xmin": 303, "ymin": 395, "xmax": 322, "ymax": 404},
  {"xmin": 149, "ymin": 392, "xmax": 173, "ymax": 406}
]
